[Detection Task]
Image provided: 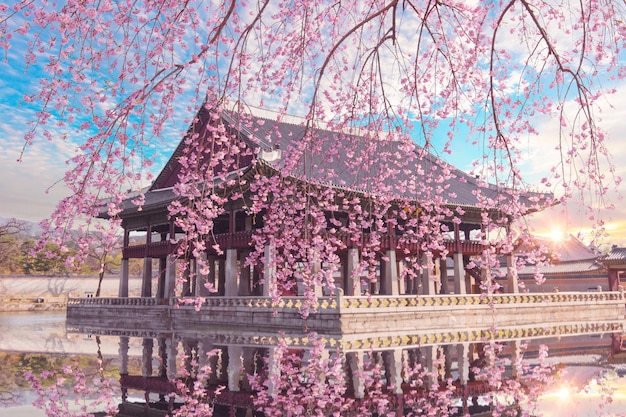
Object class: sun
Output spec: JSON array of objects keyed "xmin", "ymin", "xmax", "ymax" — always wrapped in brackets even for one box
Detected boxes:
[{"xmin": 548, "ymin": 227, "xmax": 566, "ymax": 243}]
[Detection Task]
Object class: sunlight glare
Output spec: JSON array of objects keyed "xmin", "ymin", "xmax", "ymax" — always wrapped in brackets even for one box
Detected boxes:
[
  {"xmin": 549, "ymin": 227, "xmax": 565, "ymax": 243},
  {"xmin": 558, "ymin": 385, "xmax": 571, "ymax": 401}
]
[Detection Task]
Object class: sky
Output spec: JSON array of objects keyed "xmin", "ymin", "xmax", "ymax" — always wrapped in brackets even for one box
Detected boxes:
[{"xmin": 1, "ymin": 3, "xmax": 626, "ymax": 246}]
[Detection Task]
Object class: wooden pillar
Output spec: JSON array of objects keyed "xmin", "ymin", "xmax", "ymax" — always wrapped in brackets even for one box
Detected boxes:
[
  {"xmin": 422, "ymin": 345, "xmax": 438, "ymax": 388},
  {"xmin": 182, "ymin": 263, "xmax": 191, "ymax": 296},
  {"xmin": 142, "ymin": 257, "xmax": 152, "ymax": 297},
  {"xmin": 421, "ymin": 253, "xmax": 436, "ymax": 295},
  {"xmin": 196, "ymin": 252, "xmax": 211, "ymax": 296},
  {"xmin": 439, "ymin": 258, "xmax": 449, "ymax": 294},
  {"xmin": 206, "ymin": 255, "xmax": 216, "ymax": 294},
  {"xmin": 119, "ymin": 259, "xmax": 129, "ymax": 297},
  {"xmin": 511, "ymin": 340, "xmax": 522, "ymax": 379},
  {"xmin": 383, "ymin": 349, "xmax": 403, "ymax": 395},
  {"xmin": 225, "ymin": 249, "xmax": 239, "ymax": 296},
  {"xmin": 165, "ymin": 337, "xmax": 177, "ymax": 381},
  {"xmin": 397, "ymin": 260, "xmax": 406, "ymax": 295},
  {"xmin": 453, "ymin": 252, "xmax": 466, "ymax": 294},
  {"xmin": 457, "ymin": 342, "xmax": 470, "ymax": 385},
  {"xmin": 309, "ymin": 249, "xmax": 324, "ymax": 297},
  {"xmin": 238, "ymin": 250, "xmax": 251, "ymax": 296},
  {"xmin": 164, "ymin": 254, "xmax": 177, "ymax": 299},
  {"xmin": 344, "ymin": 248, "xmax": 360, "ymax": 296},
  {"xmin": 506, "ymin": 253, "xmax": 518, "ymax": 293},
  {"xmin": 442, "ymin": 344, "xmax": 453, "ymax": 380},
  {"xmin": 156, "ymin": 257, "xmax": 166, "ymax": 298},
  {"xmin": 207, "ymin": 347, "xmax": 221, "ymax": 385},
  {"xmin": 227, "ymin": 345, "xmax": 244, "ymax": 391},
  {"xmin": 381, "ymin": 249, "xmax": 399, "ymax": 295},
  {"xmin": 142, "ymin": 338, "xmax": 154, "ymax": 377},
  {"xmin": 142, "ymin": 225, "xmax": 152, "ymax": 297},
  {"xmin": 119, "ymin": 336, "xmax": 130, "ymax": 375},
  {"xmin": 263, "ymin": 244, "xmax": 276, "ymax": 297},
  {"xmin": 347, "ymin": 352, "xmax": 365, "ymax": 399},
  {"xmin": 609, "ymin": 269, "xmax": 620, "ymax": 291},
  {"xmin": 240, "ymin": 347, "xmax": 256, "ymax": 391},
  {"xmin": 266, "ymin": 346, "xmax": 281, "ymax": 397}
]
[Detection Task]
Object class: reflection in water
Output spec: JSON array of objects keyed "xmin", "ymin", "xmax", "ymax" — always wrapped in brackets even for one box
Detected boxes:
[
  {"xmin": 72, "ymin": 329, "xmax": 626, "ymax": 416},
  {"xmin": 3, "ymin": 312, "xmax": 626, "ymax": 416}
]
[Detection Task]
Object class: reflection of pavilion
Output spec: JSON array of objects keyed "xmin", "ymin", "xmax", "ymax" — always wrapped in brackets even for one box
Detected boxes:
[{"xmin": 68, "ymin": 320, "xmax": 626, "ymax": 416}]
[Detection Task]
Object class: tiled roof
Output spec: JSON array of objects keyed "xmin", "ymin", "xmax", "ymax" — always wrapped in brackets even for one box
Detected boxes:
[
  {"xmin": 602, "ymin": 247, "xmax": 626, "ymax": 265},
  {"xmin": 220, "ymin": 109, "xmax": 550, "ymax": 209},
  {"xmin": 517, "ymin": 260, "xmax": 605, "ymax": 276},
  {"xmin": 118, "ymin": 105, "xmax": 551, "ymax": 218}
]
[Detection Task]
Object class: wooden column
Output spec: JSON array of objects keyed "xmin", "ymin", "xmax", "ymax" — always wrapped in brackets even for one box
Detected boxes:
[
  {"xmin": 119, "ymin": 229, "xmax": 130, "ymax": 297},
  {"xmin": 422, "ymin": 345, "xmax": 438, "ymax": 388},
  {"xmin": 238, "ymin": 250, "xmax": 252, "ymax": 296},
  {"xmin": 217, "ymin": 258, "xmax": 226, "ymax": 296},
  {"xmin": 225, "ymin": 249, "xmax": 239, "ymax": 296},
  {"xmin": 453, "ymin": 253, "xmax": 466, "ymax": 294},
  {"xmin": 383, "ymin": 349, "xmax": 403, "ymax": 395},
  {"xmin": 119, "ymin": 259, "xmax": 129, "ymax": 297},
  {"xmin": 142, "ymin": 338, "xmax": 154, "ymax": 377},
  {"xmin": 457, "ymin": 343, "xmax": 470, "ymax": 385},
  {"xmin": 141, "ymin": 257, "xmax": 152, "ymax": 297},
  {"xmin": 266, "ymin": 346, "xmax": 281, "ymax": 397},
  {"xmin": 165, "ymin": 337, "xmax": 177, "ymax": 381},
  {"xmin": 182, "ymin": 263, "xmax": 191, "ymax": 296},
  {"xmin": 506, "ymin": 253, "xmax": 518, "ymax": 293},
  {"xmin": 196, "ymin": 252, "xmax": 211, "ymax": 296},
  {"xmin": 344, "ymin": 247, "xmax": 360, "ymax": 296},
  {"xmin": 347, "ymin": 352, "xmax": 365, "ymax": 399},
  {"xmin": 263, "ymin": 244, "xmax": 276, "ymax": 297},
  {"xmin": 164, "ymin": 254, "xmax": 177, "ymax": 299},
  {"xmin": 439, "ymin": 258, "xmax": 449, "ymax": 294},
  {"xmin": 609, "ymin": 269, "xmax": 620, "ymax": 291},
  {"xmin": 381, "ymin": 248, "xmax": 399, "ymax": 295},
  {"xmin": 421, "ymin": 253, "xmax": 436, "ymax": 295},
  {"xmin": 142, "ymin": 225, "xmax": 152, "ymax": 297},
  {"xmin": 227, "ymin": 345, "xmax": 244, "ymax": 391},
  {"xmin": 119, "ymin": 336, "xmax": 130, "ymax": 375}
]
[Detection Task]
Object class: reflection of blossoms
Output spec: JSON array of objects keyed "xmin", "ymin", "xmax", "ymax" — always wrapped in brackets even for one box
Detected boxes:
[
  {"xmin": 25, "ymin": 357, "xmax": 118, "ymax": 417},
  {"xmin": 173, "ymin": 348, "xmax": 223, "ymax": 417},
  {"xmin": 250, "ymin": 335, "xmax": 353, "ymax": 417}
]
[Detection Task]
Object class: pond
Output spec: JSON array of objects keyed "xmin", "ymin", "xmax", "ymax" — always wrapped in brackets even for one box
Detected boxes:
[{"xmin": 2, "ymin": 311, "xmax": 626, "ymax": 416}]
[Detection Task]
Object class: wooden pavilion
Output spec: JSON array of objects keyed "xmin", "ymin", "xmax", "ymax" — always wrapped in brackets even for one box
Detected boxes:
[{"xmin": 108, "ymin": 104, "xmax": 544, "ymax": 301}]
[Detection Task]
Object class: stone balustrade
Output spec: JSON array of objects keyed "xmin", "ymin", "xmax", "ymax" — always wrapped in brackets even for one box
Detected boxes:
[
  {"xmin": 67, "ymin": 290, "xmax": 626, "ymax": 339},
  {"xmin": 67, "ymin": 297, "xmax": 161, "ymax": 306}
]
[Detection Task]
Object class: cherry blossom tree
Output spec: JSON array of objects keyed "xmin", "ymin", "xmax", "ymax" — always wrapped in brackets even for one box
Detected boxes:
[{"xmin": 2, "ymin": 0, "xmax": 626, "ymax": 415}]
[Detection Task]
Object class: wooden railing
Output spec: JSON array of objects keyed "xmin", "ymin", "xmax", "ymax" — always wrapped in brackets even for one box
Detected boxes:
[
  {"xmin": 123, "ymin": 240, "xmax": 177, "ymax": 258},
  {"xmin": 121, "ymin": 231, "xmax": 486, "ymax": 258}
]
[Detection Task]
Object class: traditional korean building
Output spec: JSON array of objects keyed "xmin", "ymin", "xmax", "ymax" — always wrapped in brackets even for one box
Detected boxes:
[
  {"xmin": 107, "ymin": 104, "xmax": 544, "ymax": 301},
  {"xmin": 510, "ymin": 235, "xmax": 609, "ymax": 292},
  {"xmin": 66, "ymin": 104, "xmax": 626, "ymax": 416},
  {"xmin": 601, "ymin": 246, "xmax": 626, "ymax": 291}
]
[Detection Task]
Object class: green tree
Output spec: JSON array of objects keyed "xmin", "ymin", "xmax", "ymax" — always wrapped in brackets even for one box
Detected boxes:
[
  {"xmin": 22, "ymin": 242, "xmax": 70, "ymax": 276},
  {"xmin": 0, "ymin": 218, "xmax": 29, "ymax": 274}
]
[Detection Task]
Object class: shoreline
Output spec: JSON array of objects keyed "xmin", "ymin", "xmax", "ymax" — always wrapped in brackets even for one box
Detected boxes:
[
  {"xmin": 0, "ymin": 299, "xmax": 67, "ymax": 312},
  {"xmin": 0, "ymin": 274, "xmax": 142, "ymax": 312}
]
